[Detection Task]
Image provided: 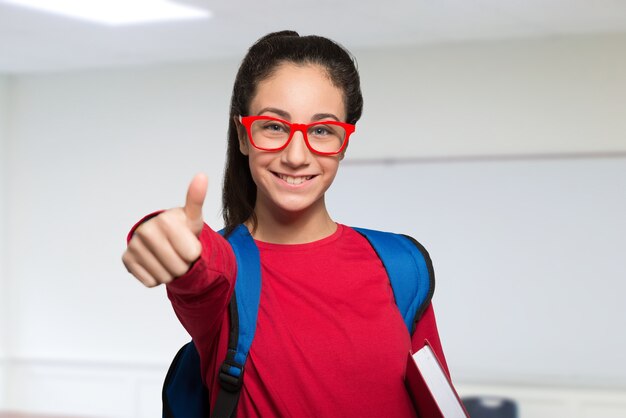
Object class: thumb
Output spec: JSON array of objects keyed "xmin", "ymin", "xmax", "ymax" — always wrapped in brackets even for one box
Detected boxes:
[{"xmin": 184, "ymin": 173, "xmax": 208, "ymax": 226}]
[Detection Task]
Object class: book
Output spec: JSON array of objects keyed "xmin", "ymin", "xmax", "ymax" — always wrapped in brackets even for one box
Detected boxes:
[{"xmin": 404, "ymin": 340, "xmax": 469, "ymax": 418}]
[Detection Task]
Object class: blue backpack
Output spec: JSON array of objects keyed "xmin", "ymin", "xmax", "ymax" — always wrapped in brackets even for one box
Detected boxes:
[{"xmin": 162, "ymin": 224, "xmax": 435, "ymax": 418}]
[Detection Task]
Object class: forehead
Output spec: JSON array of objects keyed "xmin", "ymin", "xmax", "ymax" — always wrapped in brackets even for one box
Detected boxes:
[{"xmin": 249, "ymin": 62, "xmax": 346, "ymax": 121}]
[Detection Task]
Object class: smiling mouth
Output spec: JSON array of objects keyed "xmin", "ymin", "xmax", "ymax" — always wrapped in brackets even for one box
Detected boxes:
[{"xmin": 273, "ymin": 172, "xmax": 316, "ymax": 185}]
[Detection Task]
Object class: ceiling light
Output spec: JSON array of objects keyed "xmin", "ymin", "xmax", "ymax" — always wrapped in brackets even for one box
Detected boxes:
[{"xmin": 1, "ymin": 0, "xmax": 211, "ymax": 25}]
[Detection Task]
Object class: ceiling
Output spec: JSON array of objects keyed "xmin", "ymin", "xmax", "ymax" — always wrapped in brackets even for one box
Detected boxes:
[{"xmin": 1, "ymin": 0, "xmax": 626, "ymax": 74}]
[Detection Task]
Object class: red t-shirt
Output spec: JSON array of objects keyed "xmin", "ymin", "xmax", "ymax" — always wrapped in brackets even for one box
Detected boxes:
[{"xmin": 163, "ymin": 223, "xmax": 449, "ymax": 417}]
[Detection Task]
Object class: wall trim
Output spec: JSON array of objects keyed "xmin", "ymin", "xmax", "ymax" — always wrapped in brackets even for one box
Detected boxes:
[
  {"xmin": 3, "ymin": 358, "xmax": 626, "ymax": 418},
  {"xmin": 345, "ymin": 151, "xmax": 626, "ymax": 166}
]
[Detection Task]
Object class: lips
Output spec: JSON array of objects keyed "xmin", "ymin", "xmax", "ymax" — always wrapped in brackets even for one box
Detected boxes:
[{"xmin": 273, "ymin": 172, "xmax": 315, "ymax": 185}]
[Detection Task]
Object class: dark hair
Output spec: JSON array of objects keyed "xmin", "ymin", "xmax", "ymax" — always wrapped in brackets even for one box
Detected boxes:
[{"xmin": 221, "ymin": 30, "xmax": 364, "ymax": 236}]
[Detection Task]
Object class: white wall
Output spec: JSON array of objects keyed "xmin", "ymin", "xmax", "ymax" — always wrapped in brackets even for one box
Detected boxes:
[
  {"xmin": 6, "ymin": 60, "xmax": 240, "ymax": 365},
  {"xmin": 354, "ymin": 34, "xmax": 626, "ymax": 159},
  {"xmin": 328, "ymin": 158, "xmax": 626, "ymax": 387},
  {"xmin": 0, "ymin": 74, "xmax": 10, "ymax": 410},
  {"xmin": 3, "ymin": 34, "xmax": 626, "ymax": 416},
  {"xmin": 5, "ymin": 61, "xmax": 239, "ymax": 416}
]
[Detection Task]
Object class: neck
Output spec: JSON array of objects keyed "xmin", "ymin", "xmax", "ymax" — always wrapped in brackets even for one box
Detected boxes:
[{"xmin": 247, "ymin": 197, "xmax": 337, "ymax": 244}]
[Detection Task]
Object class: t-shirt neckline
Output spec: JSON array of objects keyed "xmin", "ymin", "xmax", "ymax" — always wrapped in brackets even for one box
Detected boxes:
[{"xmin": 253, "ymin": 223, "xmax": 345, "ymax": 251}]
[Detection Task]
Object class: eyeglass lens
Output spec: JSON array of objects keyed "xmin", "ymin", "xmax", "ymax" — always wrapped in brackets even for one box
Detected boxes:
[{"xmin": 250, "ymin": 119, "xmax": 346, "ymax": 153}]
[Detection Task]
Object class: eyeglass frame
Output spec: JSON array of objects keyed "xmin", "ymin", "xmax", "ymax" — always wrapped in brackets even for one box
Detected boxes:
[{"xmin": 239, "ymin": 115, "xmax": 356, "ymax": 156}]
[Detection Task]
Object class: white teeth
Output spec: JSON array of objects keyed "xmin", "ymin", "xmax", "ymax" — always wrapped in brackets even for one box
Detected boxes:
[{"xmin": 278, "ymin": 174, "xmax": 312, "ymax": 185}]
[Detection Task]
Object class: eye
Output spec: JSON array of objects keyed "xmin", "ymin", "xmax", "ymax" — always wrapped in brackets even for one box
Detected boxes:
[
  {"xmin": 261, "ymin": 122, "xmax": 288, "ymax": 134},
  {"xmin": 310, "ymin": 125, "xmax": 332, "ymax": 136},
  {"xmin": 314, "ymin": 127, "xmax": 330, "ymax": 135}
]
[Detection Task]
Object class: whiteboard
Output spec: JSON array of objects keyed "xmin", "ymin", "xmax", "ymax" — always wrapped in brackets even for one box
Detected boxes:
[{"xmin": 327, "ymin": 156, "xmax": 626, "ymax": 387}]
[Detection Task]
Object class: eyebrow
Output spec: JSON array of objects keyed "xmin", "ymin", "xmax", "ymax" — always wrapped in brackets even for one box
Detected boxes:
[{"xmin": 256, "ymin": 107, "xmax": 341, "ymax": 122}]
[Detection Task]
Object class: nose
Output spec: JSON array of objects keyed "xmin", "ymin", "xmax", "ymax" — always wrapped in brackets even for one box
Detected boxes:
[{"xmin": 281, "ymin": 129, "xmax": 312, "ymax": 168}]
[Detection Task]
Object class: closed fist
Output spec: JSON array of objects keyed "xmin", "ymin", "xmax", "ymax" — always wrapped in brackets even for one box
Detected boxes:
[{"xmin": 122, "ymin": 173, "xmax": 208, "ymax": 287}]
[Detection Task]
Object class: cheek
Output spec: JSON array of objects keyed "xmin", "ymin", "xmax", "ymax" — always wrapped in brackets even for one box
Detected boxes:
[
  {"xmin": 247, "ymin": 153, "xmax": 271, "ymax": 182},
  {"xmin": 325, "ymin": 156, "xmax": 341, "ymax": 172},
  {"xmin": 321, "ymin": 159, "xmax": 341, "ymax": 185}
]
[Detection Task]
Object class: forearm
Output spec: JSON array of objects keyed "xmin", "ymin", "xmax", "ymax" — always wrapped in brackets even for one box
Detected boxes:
[{"xmin": 166, "ymin": 224, "xmax": 237, "ymax": 344}]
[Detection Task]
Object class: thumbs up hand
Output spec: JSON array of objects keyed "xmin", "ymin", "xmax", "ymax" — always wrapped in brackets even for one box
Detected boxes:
[{"xmin": 122, "ymin": 173, "xmax": 209, "ymax": 287}]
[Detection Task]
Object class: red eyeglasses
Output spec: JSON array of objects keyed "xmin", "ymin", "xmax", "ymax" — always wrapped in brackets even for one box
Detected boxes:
[{"xmin": 239, "ymin": 115, "xmax": 355, "ymax": 156}]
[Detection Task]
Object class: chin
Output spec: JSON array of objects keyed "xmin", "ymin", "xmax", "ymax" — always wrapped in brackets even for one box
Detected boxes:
[
  {"xmin": 275, "ymin": 200, "xmax": 320, "ymax": 215},
  {"xmin": 265, "ymin": 193, "xmax": 326, "ymax": 218}
]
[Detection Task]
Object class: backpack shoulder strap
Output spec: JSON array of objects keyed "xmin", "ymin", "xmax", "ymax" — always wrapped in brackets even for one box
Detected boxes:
[
  {"xmin": 161, "ymin": 224, "xmax": 261, "ymax": 418},
  {"xmin": 352, "ymin": 227, "xmax": 435, "ymax": 334},
  {"xmin": 212, "ymin": 224, "xmax": 262, "ymax": 418}
]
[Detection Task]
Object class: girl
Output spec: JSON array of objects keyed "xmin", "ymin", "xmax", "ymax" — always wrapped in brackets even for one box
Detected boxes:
[{"xmin": 123, "ymin": 30, "xmax": 449, "ymax": 417}]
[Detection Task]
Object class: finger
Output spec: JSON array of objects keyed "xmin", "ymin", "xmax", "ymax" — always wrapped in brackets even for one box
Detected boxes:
[
  {"xmin": 122, "ymin": 253, "xmax": 159, "ymax": 287},
  {"xmin": 162, "ymin": 218, "xmax": 203, "ymax": 265},
  {"xmin": 128, "ymin": 237, "xmax": 176, "ymax": 285},
  {"xmin": 184, "ymin": 173, "xmax": 208, "ymax": 223},
  {"xmin": 136, "ymin": 212, "xmax": 202, "ymax": 277},
  {"xmin": 145, "ymin": 239, "xmax": 193, "ymax": 278},
  {"xmin": 129, "ymin": 262, "xmax": 160, "ymax": 288},
  {"xmin": 134, "ymin": 217, "xmax": 194, "ymax": 276}
]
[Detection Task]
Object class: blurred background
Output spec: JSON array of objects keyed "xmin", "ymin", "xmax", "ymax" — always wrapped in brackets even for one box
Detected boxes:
[{"xmin": 0, "ymin": 0, "xmax": 625, "ymax": 417}]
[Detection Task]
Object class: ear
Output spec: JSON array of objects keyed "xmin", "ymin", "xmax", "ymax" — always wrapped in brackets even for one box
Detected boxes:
[{"xmin": 234, "ymin": 116, "xmax": 249, "ymax": 156}]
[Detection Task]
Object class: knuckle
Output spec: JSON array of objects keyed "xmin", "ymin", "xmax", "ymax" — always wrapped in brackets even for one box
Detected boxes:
[
  {"xmin": 122, "ymin": 256, "xmax": 138, "ymax": 276},
  {"xmin": 163, "ymin": 207, "xmax": 183, "ymax": 221},
  {"xmin": 172, "ymin": 264, "xmax": 190, "ymax": 278},
  {"xmin": 159, "ymin": 210, "xmax": 177, "ymax": 225},
  {"xmin": 133, "ymin": 223, "xmax": 153, "ymax": 240},
  {"xmin": 141, "ymin": 277, "xmax": 157, "ymax": 288},
  {"xmin": 192, "ymin": 242, "xmax": 203, "ymax": 259},
  {"xmin": 156, "ymin": 276, "xmax": 174, "ymax": 286},
  {"xmin": 145, "ymin": 279, "xmax": 159, "ymax": 288},
  {"xmin": 125, "ymin": 240, "xmax": 143, "ymax": 259},
  {"xmin": 182, "ymin": 241, "xmax": 202, "ymax": 263},
  {"xmin": 162, "ymin": 209, "xmax": 188, "ymax": 232},
  {"xmin": 121, "ymin": 252, "xmax": 131, "ymax": 269},
  {"xmin": 155, "ymin": 270, "xmax": 174, "ymax": 286},
  {"xmin": 165, "ymin": 254, "xmax": 188, "ymax": 277},
  {"xmin": 158, "ymin": 210, "xmax": 189, "ymax": 238}
]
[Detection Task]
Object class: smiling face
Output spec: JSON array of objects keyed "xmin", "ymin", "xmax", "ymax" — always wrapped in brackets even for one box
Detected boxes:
[{"xmin": 237, "ymin": 62, "xmax": 347, "ymax": 222}]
